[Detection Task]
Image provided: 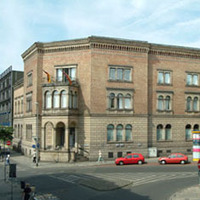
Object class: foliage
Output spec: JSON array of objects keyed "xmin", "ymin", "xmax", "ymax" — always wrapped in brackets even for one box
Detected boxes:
[{"xmin": 0, "ymin": 126, "xmax": 13, "ymax": 143}]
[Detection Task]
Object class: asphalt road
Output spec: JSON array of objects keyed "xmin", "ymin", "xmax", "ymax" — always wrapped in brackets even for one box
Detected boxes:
[
  {"xmin": 10, "ymin": 162, "xmax": 199, "ymax": 200},
  {"xmin": 0, "ymin": 154, "xmax": 199, "ymax": 200}
]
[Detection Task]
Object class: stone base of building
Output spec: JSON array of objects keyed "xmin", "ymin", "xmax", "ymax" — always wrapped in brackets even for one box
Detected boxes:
[{"xmin": 40, "ymin": 150, "xmax": 76, "ymax": 162}]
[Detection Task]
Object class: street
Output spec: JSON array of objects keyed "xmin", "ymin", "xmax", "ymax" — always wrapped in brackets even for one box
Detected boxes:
[{"xmin": 0, "ymin": 153, "xmax": 199, "ymax": 200}]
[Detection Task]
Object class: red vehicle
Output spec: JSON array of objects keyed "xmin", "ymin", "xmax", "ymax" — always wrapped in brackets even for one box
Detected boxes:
[
  {"xmin": 158, "ymin": 153, "xmax": 188, "ymax": 165},
  {"xmin": 115, "ymin": 153, "xmax": 145, "ymax": 165},
  {"xmin": 198, "ymin": 159, "xmax": 200, "ymax": 170}
]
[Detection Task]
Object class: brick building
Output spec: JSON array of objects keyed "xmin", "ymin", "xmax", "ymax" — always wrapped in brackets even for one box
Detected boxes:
[{"xmin": 13, "ymin": 36, "xmax": 200, "ymax": 162}]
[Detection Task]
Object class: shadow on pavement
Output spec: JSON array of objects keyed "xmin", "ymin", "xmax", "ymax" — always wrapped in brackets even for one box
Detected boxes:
[{"xmin": 19, "ymin": 172, "xmax": 152, "ymax": 200}]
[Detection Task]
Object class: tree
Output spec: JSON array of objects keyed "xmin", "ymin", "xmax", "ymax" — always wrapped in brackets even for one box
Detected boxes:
[{"xmin": 0, "ymin": 126, "xmax": 13, "ymax": 145}]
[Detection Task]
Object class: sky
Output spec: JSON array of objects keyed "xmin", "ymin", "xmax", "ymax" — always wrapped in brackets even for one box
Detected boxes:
[{"xmin": 1, "ymin": 0, "xmax": 200, "ymax": 74}]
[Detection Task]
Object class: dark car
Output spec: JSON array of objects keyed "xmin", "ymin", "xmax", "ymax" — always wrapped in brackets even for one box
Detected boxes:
[{"xmin": 115, "ymin": 153, "xmax": 145, "ymax": 165}]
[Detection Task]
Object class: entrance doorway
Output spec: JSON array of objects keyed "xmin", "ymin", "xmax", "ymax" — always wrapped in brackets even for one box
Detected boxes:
[
  {"xmin": 69, "ymin": 127, "xmax": 75, "ymax": 148},
  {"xmin": 56, "ymin": 122, "xmax": 65, "ymax": 148}
]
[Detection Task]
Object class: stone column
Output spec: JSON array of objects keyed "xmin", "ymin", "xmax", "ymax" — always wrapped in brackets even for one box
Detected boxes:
[
  {"xmin": 41, "ymin": 127, "xmax": 45, "ymax": 150},
  {"xmin": 64, "ymin": 126, "xmax": 69, "ymax": 150},
  {"xmin": 53, "ymin": 128, "xmax": 56, "ymax": 150}
]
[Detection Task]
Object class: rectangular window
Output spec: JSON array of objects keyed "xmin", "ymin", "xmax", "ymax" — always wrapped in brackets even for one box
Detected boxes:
[
  {"xmin": 158, "ymin": 71, "xmax": 171, "ymax": 84},
  {"xmin": 26, "ymin": 124, "xmax": 32, "ymax": 141},
  {"xmin": 27, "ymin": 73, "xmax": 32, "ymax": 87},
  {"xmin": 187, "ymin": 73, "xmax": 199, "ymax": 86},
  {"xmin": 109, "ymin": 68, "xmax": 116, "ymax": 80},
  {"xmin": 26, "ymin": 95, "xmax": 32, "ymax": 112},
  {"xmin": 56, "ymin": 66, "xmax": 76, "ymax": 82},
  {"xmin": 109, "ymin": 66, "xmax": 131, "ymax": 82},
  {"xmin": 108, "ymin": 152, "xmax": 113, "ymax": 158}
]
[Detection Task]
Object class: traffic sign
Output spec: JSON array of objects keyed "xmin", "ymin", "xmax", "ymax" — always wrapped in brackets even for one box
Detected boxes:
[
  {"xmin": 6, "ymin": 141, "xmax": 11, "ymax": 146},
  {"xmin": 32, "ymin": 144, "xmax": 36, "ymax": 148}
]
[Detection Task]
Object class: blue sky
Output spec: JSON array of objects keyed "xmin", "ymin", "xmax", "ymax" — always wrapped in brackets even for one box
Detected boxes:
[{"xmin": 1, "ymin": 0, "xmax": 200, "ymax": 73}]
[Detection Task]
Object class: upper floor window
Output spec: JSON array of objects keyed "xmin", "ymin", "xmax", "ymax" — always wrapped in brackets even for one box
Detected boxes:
[
  {"xmin": 108, "ymin": 91, "xmax": 133, "ymax": 110},
  {"xmin": 186, "ymin": 73, "xmax": 198, "ymax": 86},
  {"xmin": 45, "ymin": 91, "xmax": 52, "ymax": 109},
  {"xmin": 56, "ymin": 66, "xmax": 76, "ymax": 83},
  {"xmin": 109, "ymin": 66, "xmax": 132, "ymax": 82},
  {"xmin": 157, "ymin": 124, "xmax": 172, "ymax": 141},
  {"xmin": 27, "ymin": 72, "xmax": 33, "ymax": 87},
  {"xmin": 158, "ymin": 71, "xmax": 171, "ymax": 85},
  {"xmin": 157, "ymin": 94, "xmax": 172, "ymax": 111},
  {"xmin": 186, "ymin": 96, "xmax": 199, "ymax": 112},
  {"xmin": 26, "ymin": 94, "xmax": 32, "ymax": 112}
]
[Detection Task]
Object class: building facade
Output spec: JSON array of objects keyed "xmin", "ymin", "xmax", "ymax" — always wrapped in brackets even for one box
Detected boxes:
[
  {"xmin": 0, "ymin": 66, "xmax": 23, "ymax": 127},
  {"xmin": 13, "ymin": 36, "xmax": 200, "ymax": 162}
]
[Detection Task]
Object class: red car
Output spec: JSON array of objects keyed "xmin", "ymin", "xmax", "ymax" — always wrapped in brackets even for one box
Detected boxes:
[
  {"xmin": 115, "ymin": 153, "xmax": 145, "ymax": 165},
  {"xmin": 158, "ymin": 153, "xmax": 188, "ymax": 165}
]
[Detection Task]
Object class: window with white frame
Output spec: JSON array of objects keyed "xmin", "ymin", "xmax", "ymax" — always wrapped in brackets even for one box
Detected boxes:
[
  {"xmin": 157, "ymin": 94, "xmax": 172, "ymax": 111},
  {"xmin": 186, "ymin": 96, "xmax": 199, "ymax": 112},
  {"xmin": 109, "ymin": 66, "xmax": 132, "ymax": 82},
  {"xmin": 107, "ymin": 124, "xmax": 114, "ymax": 141},
  {"xmin": 107, "ymin": 90, "xmax": 133, "ymax": 110},
  {"xmin": 157, "ymin": 124, "xmax": 172, "ymax": 141},
  {"xmin": 61, "ymin": 90, "xmax": 67, "ymax": 108},
  {"xmin": 107, "ymin": 124, "xmax": 132, "ymax": 142},
  {"xmin": 185, "ymin": 124, "xmax": 192, "ymax": 140},
  {"xmin": 116, "ymin": 124, "xmax": 123, "ymax": 141},
  {"xmin": 45, "ymin": 91, "xmax": 52, "ymax": 109},
  {"xmin": 158, "ymin": 71, "xmax": 171, "ymax": 84},
  {"xmin": 186, "ymin": 73, "xmax": 198, "ymax": 86},
  {"xmin": 56, "ymin": 66, "xmax": 76, "ymax": 82},
  {"xmin": 53, "ymin": 91, "xmax": 59, "ymax": 108}
]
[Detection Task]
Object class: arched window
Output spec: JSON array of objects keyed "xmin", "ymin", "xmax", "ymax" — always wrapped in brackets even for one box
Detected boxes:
[
  {"xmin": 61, "ymin": 90, "xmax": 67, "ymax": 108},
  {"xmin": 117, "ymin": 94, "xmax": 123, "ymax": 109},
  {"xmin": 116, "ymin": 124, "xmax": 123, "ymax": 141},
  {"xmin": 125, "ymin": 124, "xmax": 132, "ymax": 141},
  {"xmin": 193, "ymin": 97, "xmax": 198, "ymax": 111},
  {"xmin": 18, "ymin": 101, "xmax": 20, "ymax": 113},
  {"xmin": 109, "ymin": 93, "xmax": 115, "ymax": 108},
  {"xmin": 194, "ymin": 124, "xmax": 199, "ymax": 131},
  {"xmin": 185, "ymin": 124, "xmax": 192, "ymax": 140},
  {"xmin": 158, "ymin": 96, "xmax": 164, "ymax": 110},
  {"xmin": 157, "ymin": 124, "xmax": 163, "ymax": 141},
  {"xmin": 125, "ymin": 94, "xmax": 131, "ymax": 109},
  {"xmin": 73, "ymin": 92, "xmax": 78, "ymax": 108},
  {"xmin": 107, "ymin": 124, "xmax": 114, "ymax": 141},
  {"xmin": 53, "ymin": 91, "xmax": 59, "ymax": 108},
  {"xmin": 186, "ymin": 97, "xmax": 192, "ymax": 111},
  {"xmin": 69, "ymin": 91, "xmax": 73, "ymax": 108},
  {"xmin": 45, "ymin": 91, "xmax": 51, "ymax": 109},
  {"xmin": 165, "ymin": 96, "xmax": 170, "ymax": 110},
  {"xmin": 165, "ymin": 124, "xmax": 171, "ymax": 140}
]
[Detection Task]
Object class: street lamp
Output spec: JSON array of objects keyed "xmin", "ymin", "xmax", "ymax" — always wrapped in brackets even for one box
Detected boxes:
[{"xmin": 35, "ymin": 102, "xmax": 39, "ymax": 167}]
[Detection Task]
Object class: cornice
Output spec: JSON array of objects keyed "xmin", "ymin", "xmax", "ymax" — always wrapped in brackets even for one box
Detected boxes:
[{"xmin": 21, "ymin": 36, "xmax": 200, "ymax": 61}]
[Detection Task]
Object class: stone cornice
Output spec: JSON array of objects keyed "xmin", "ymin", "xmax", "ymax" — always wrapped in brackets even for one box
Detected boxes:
[{"xmin": 21, "ymin": 36, "xmax": 200, "ymax": 61}]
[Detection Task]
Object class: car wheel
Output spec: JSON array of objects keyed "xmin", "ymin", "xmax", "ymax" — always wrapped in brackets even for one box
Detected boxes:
[
  {"xmin": 161, "ymin": 160, "xmax": 166, "ymax": 164},
  {"xmin": 180, "ymin": 160, "xmax": 185, "ymax": 164},
  {"xmin": 119, "ymin": 161, "xmax": 124, "ymax": 165},
  {"xmin": 138, "ymin": 160, "xmax": 143, "ymax": 165}
]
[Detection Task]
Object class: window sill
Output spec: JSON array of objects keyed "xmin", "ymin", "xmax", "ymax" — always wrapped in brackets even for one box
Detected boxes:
[
  {"xmin": 185, "ymin": 85, "xmax": 200, "ymax": 88},
  {"xmin": 157, "ymin": 83, "xmax": 172, "ymax": 86},
  {"xmin": 157, "ymin": 109, "xmax": 173, "ymax": 113},
  {"xmin": 185, "ymin": 139, "xmax": 193, "ymax": 142},
  {"xmin": 107, "ymin": 141, "xmax": 133, "ymax": 144},
  {"xmin": 108, "ymin": 80, "xmax": 133, "ymax": 83},
  {"xmin": 185, "ymin": 110, "xmax": 200, "ymax": 113},
  {"xmin": 157, "ymin": 140, "xmax": 173, "ymax": 142}
]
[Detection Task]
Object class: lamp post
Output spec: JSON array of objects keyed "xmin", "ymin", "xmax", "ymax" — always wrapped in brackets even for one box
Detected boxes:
[{"xmin": 35, "ymin": 102, "xmax": 39, "ymax": 167}]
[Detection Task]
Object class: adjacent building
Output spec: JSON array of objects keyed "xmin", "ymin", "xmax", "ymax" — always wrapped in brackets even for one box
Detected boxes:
[
  {"xmin": 0, "ymin": 66, "xmax": 23, "ymax": 127},
  {"xmin": 13, "ymin": 36, "xmax": 200, "ymax": 162}
]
